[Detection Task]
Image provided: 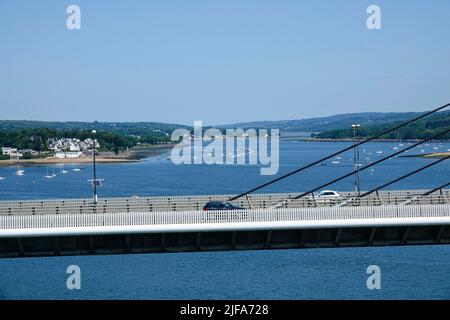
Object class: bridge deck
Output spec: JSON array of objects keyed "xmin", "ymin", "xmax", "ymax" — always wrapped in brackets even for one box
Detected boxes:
[
  {"xmin": 0, "ymin": 189, "xmax": 448, "ymax": 216},
  {"xmin": 1, "ymin": 190, "xmax": 449, "ymax": 257},
  {"xmin": 1, "ymin": 203, "xmax": 449, "ymax": 237}
]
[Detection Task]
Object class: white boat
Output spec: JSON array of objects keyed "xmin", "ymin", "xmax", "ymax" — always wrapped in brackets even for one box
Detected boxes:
[
  {"xmin": 331, "ymin": 161, "xmax": 340, "ymax": 164},
  {"xmin": 72, "ymin": 168, "xmax": 81, "ymax": 172},
  {"xmin": 0, "ymin": 177, "xmax": 5, "ymax": 180},
  {"xmin": 44, "ymin": 166, "xmax": 56, "ymax": 178},
  {"xmin": 15, "ymin": 169, "xmax": 25, "ymax": 176}
]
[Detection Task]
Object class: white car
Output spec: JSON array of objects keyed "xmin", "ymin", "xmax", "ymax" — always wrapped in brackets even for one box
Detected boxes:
[{"xmin": 309, "ymin": 190, "xmax": 342, "ymax": 202}]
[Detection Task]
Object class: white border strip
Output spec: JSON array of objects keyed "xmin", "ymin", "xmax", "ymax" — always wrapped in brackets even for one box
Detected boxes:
[{"xmin": 2, "ymin": 217, "xmax": 450, "ymax": 238}]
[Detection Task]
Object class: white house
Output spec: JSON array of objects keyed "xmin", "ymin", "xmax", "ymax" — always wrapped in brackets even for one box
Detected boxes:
[
  {"xmin": 55, "ymin": 151, "xmax": 83, "ymax": 159},
  {"xmin": 69, "ymin": 143, "xmax": 81, "ymax": 152},
  {"xmin": 2, "ymin": 147, "xmax": 18, "ymax": 157}
]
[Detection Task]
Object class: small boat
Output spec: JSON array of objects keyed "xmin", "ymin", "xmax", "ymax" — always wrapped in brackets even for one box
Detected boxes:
[
  {"xmin": 44, "ymin": 166, "xmax": 56, "ymax": 178},
  {"xmin": 0, "ymin": 177, "xmax": 5, "ymax": 180},
  {"xmin": 331, "ymin": 161, "xmax": 340, "ymax": 164},
  {"xmin": 72, "ymin": 168, "xmax": 81, "ymax": 172},
  {"xmin": 15, "ymin": 169, "xmax": 25, "ymax": 176}
]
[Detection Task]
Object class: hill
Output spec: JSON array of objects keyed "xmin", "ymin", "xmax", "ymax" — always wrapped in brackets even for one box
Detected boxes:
[
  {"xmin": 218, "ymin": 112, "xmax": 422, "ymax": 132},
  {"xmin": 312, "ymin": 111, "xmax": 450, "ymax": 140}
]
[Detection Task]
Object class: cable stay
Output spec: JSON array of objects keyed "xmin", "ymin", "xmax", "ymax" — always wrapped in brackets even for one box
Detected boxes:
[
  {"xmin": 399, "ymin": 181, "xmax": 450, "ymax": 206},
  {"xmin": 359, "ymin": 156, "xmax": 450, "ymax": 198},
  {"xmin": 229, "ymin": 102, "xmax": 450, "ymax": 202},
  {"xmin": 336, "ymin": 156, "xmax": 449, "ymax": 207},
  {"xmin": 268, "ymin": 129, "xmax": 449, "ymax": 209}
]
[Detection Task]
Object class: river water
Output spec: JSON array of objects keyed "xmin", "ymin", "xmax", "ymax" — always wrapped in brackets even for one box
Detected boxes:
[{"xmin": 0, "ymin": 141, "xmax": 449, "ymax": 299}]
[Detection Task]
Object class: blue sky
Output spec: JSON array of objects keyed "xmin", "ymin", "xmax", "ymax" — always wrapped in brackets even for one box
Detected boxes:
[{"xmin": 1, "ymin": 0, "xmax": 450, "ymax": 125}]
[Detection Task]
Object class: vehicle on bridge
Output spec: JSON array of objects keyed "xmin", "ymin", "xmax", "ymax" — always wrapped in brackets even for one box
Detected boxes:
[
  {"xmin": 203, "ymin": 201, "xmax": 244, "ymax": 211},
  {"xmin": 308, "ymin": 190, "xmax": 342, "ymax": 203}
]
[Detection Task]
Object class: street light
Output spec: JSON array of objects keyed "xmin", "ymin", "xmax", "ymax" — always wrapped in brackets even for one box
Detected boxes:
[
  {"xmin": 352, "ymin": 124, "xmax": 361, "ymax": 195},
  {"xmin": 91, "ymin": 130, "xmax": 98, "ymax": 204}
]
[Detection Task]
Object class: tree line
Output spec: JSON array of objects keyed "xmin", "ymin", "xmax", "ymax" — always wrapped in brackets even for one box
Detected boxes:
[
  {"xmin": 312, "ymin": 112, "xmax": 450, "ymax": 140},
  {"xmin": 0, "ymin": 128, "xmax": 171, "ymax": 154}
]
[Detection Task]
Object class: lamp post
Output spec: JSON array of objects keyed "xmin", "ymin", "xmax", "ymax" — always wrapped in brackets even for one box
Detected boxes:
[
  {"xmin": 92, "ymin": 130, "xmax": 98, "ymax": 204},
  {"xmin": 352, "ymin": 124, "xmax": 361, "ymax": 195}
]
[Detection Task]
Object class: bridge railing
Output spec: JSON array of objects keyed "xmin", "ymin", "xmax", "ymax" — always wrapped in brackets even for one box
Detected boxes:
[
  {"xmin": 0, "ymin": 189, "xmax": 448, "ymax": 215},
  {"xmin": 1, "ymin": 204, "xmax": 449, "ymax": 231}
]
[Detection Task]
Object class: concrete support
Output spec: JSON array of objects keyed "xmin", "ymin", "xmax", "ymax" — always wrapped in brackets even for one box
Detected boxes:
[
  {"xmin": 265, "ymin": 231, "xmax": 272, "ymax": 249},
  {"xmin": 334, "ymin": 228, "xmax": 342, "ymax": 246},
  {"xmin": 368, "ymin": 227, "xmax": 377, "ymax": 245},
  {"xmin": 17, "ymin": 238, "xmax": 24, "ymax": 257},
  {"xmin": 298, "ymin": 230, "xmax": 304, "ymax": 248},
  {"xmin": 196, "ymin": 232, "xmax": 201, "ymax": 251},
  {"xmin": 125, "ymin": 234, "xmax": 131, "ymax": 253},
  {"xmin": 231, "ymin": 231, "xmax": 237, "ymax": 249},
  {"xmin": 160, "ymin": 234, "xmax": 166, "ymax": 252},
  {"xmin": 53, "ymin": 237, "xmax": 60, "ymax": 256},
  {"xmin": 401, "ymin": 227, "xmax": 410, "ymax": 244},
  {"xmin": 435, "ymin": 225, "xmax": 446, "ymax": 243},
  {"xmin": 88, "ymin": 236, "xmax": 95, "ymax": 254}
]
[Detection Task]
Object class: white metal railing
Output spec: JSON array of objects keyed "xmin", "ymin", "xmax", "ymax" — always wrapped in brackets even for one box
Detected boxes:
[{"xmin": 1, "ymin": 204, "xmax": 449, "ymax": 232}]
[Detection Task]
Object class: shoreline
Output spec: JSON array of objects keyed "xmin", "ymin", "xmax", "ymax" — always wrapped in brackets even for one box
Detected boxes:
[
  {"xmin": 400, "ymin": 151, "xmax": 450, "ymax": 159},
  {"xmin": 282, "ymin": 137, "xmax": 450, "ymax": 143},
  {"xmin": 0, "ymin": 144, "xmax": 173, "ymax": 167},
  {"xmin": 421, "ymin": 152, "xmax": 450, "ymax": 159}
]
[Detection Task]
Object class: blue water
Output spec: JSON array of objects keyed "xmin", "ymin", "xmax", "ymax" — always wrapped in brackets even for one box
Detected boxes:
[
  {"xmin": 0, "ymin": 141, "xmax": 449, "ymax": 199},
  {"xmin": 0, "ymin": 141, "xmax": 449, "ymax": 299},
  {"xmin": 1, "ymin": 246, "xmax": 450, "ymax": 299}
]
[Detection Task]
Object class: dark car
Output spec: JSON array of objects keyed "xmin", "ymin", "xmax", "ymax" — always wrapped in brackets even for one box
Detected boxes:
[{"xmin": 203, "ymin": 201, "xmax": 243, "ymax": 211}]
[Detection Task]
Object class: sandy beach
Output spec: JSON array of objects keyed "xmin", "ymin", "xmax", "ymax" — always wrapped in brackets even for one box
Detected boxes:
[{"xmin": 422, "ymin": 151, "xmax": 450, "ymax": 159}]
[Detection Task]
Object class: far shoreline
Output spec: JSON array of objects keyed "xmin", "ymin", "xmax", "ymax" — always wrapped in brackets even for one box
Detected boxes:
[
  {"xmin": 282, "ymin": 136, "xmax": 450, "ymax": 143},
  {"xmin": 0, "ymin": 143, "xmax": 173, "ymax": 167}
]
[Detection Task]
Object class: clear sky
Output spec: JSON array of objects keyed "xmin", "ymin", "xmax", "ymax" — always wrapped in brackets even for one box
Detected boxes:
[{"xmin": 1, "ymin": 0, "xmax": 450, "ymax": 125}]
